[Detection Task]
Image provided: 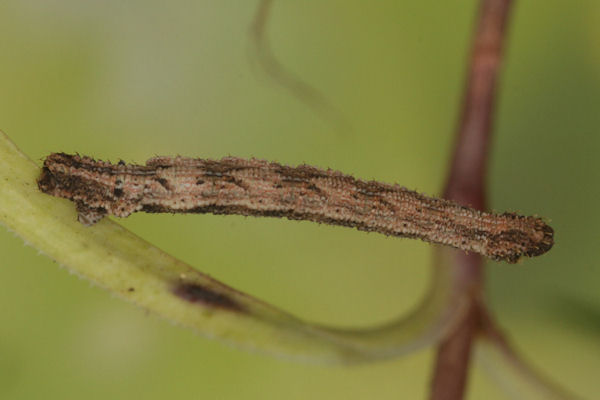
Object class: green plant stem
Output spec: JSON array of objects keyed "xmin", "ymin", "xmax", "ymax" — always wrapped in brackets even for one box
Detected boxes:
[{"xmin": 0, "ymin": 130, "xmax": 466, "ymax": 364}]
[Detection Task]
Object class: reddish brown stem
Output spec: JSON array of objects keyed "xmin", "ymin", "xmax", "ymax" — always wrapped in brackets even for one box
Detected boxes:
[{"xmin": 429, "ymin": 0, "xmax": 514, "ymax": 399}]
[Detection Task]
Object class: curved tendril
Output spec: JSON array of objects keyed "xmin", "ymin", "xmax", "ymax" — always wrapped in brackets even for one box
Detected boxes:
[
  {"xmin": 248, "ymin": 0, "xmax": 351, "ymax": 136},
  {"xmin": 475, "ymin": 331, "xmax": 580, "ymax": 399}
]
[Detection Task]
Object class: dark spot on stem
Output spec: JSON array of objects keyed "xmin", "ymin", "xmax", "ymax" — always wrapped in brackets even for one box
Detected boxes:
[{"xmin": 173, "ymin": 283, "xmax": 245, "ymax": 312}]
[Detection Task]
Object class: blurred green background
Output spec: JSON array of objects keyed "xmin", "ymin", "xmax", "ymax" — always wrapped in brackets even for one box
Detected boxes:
[{"xmin": 0, "ymin": 1, "xmax": 598, "ymax": 399}]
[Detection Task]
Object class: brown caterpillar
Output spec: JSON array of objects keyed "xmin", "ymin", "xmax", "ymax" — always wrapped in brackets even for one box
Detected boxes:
[{"xmin": 38, "ymin": 153, "xmax": 553, "ymax": 263}]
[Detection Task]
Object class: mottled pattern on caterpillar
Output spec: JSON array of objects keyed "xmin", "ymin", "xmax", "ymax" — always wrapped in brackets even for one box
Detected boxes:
[{"xmin": 38, "ymin": 153, "xmax": 554, "ymax": 263}]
